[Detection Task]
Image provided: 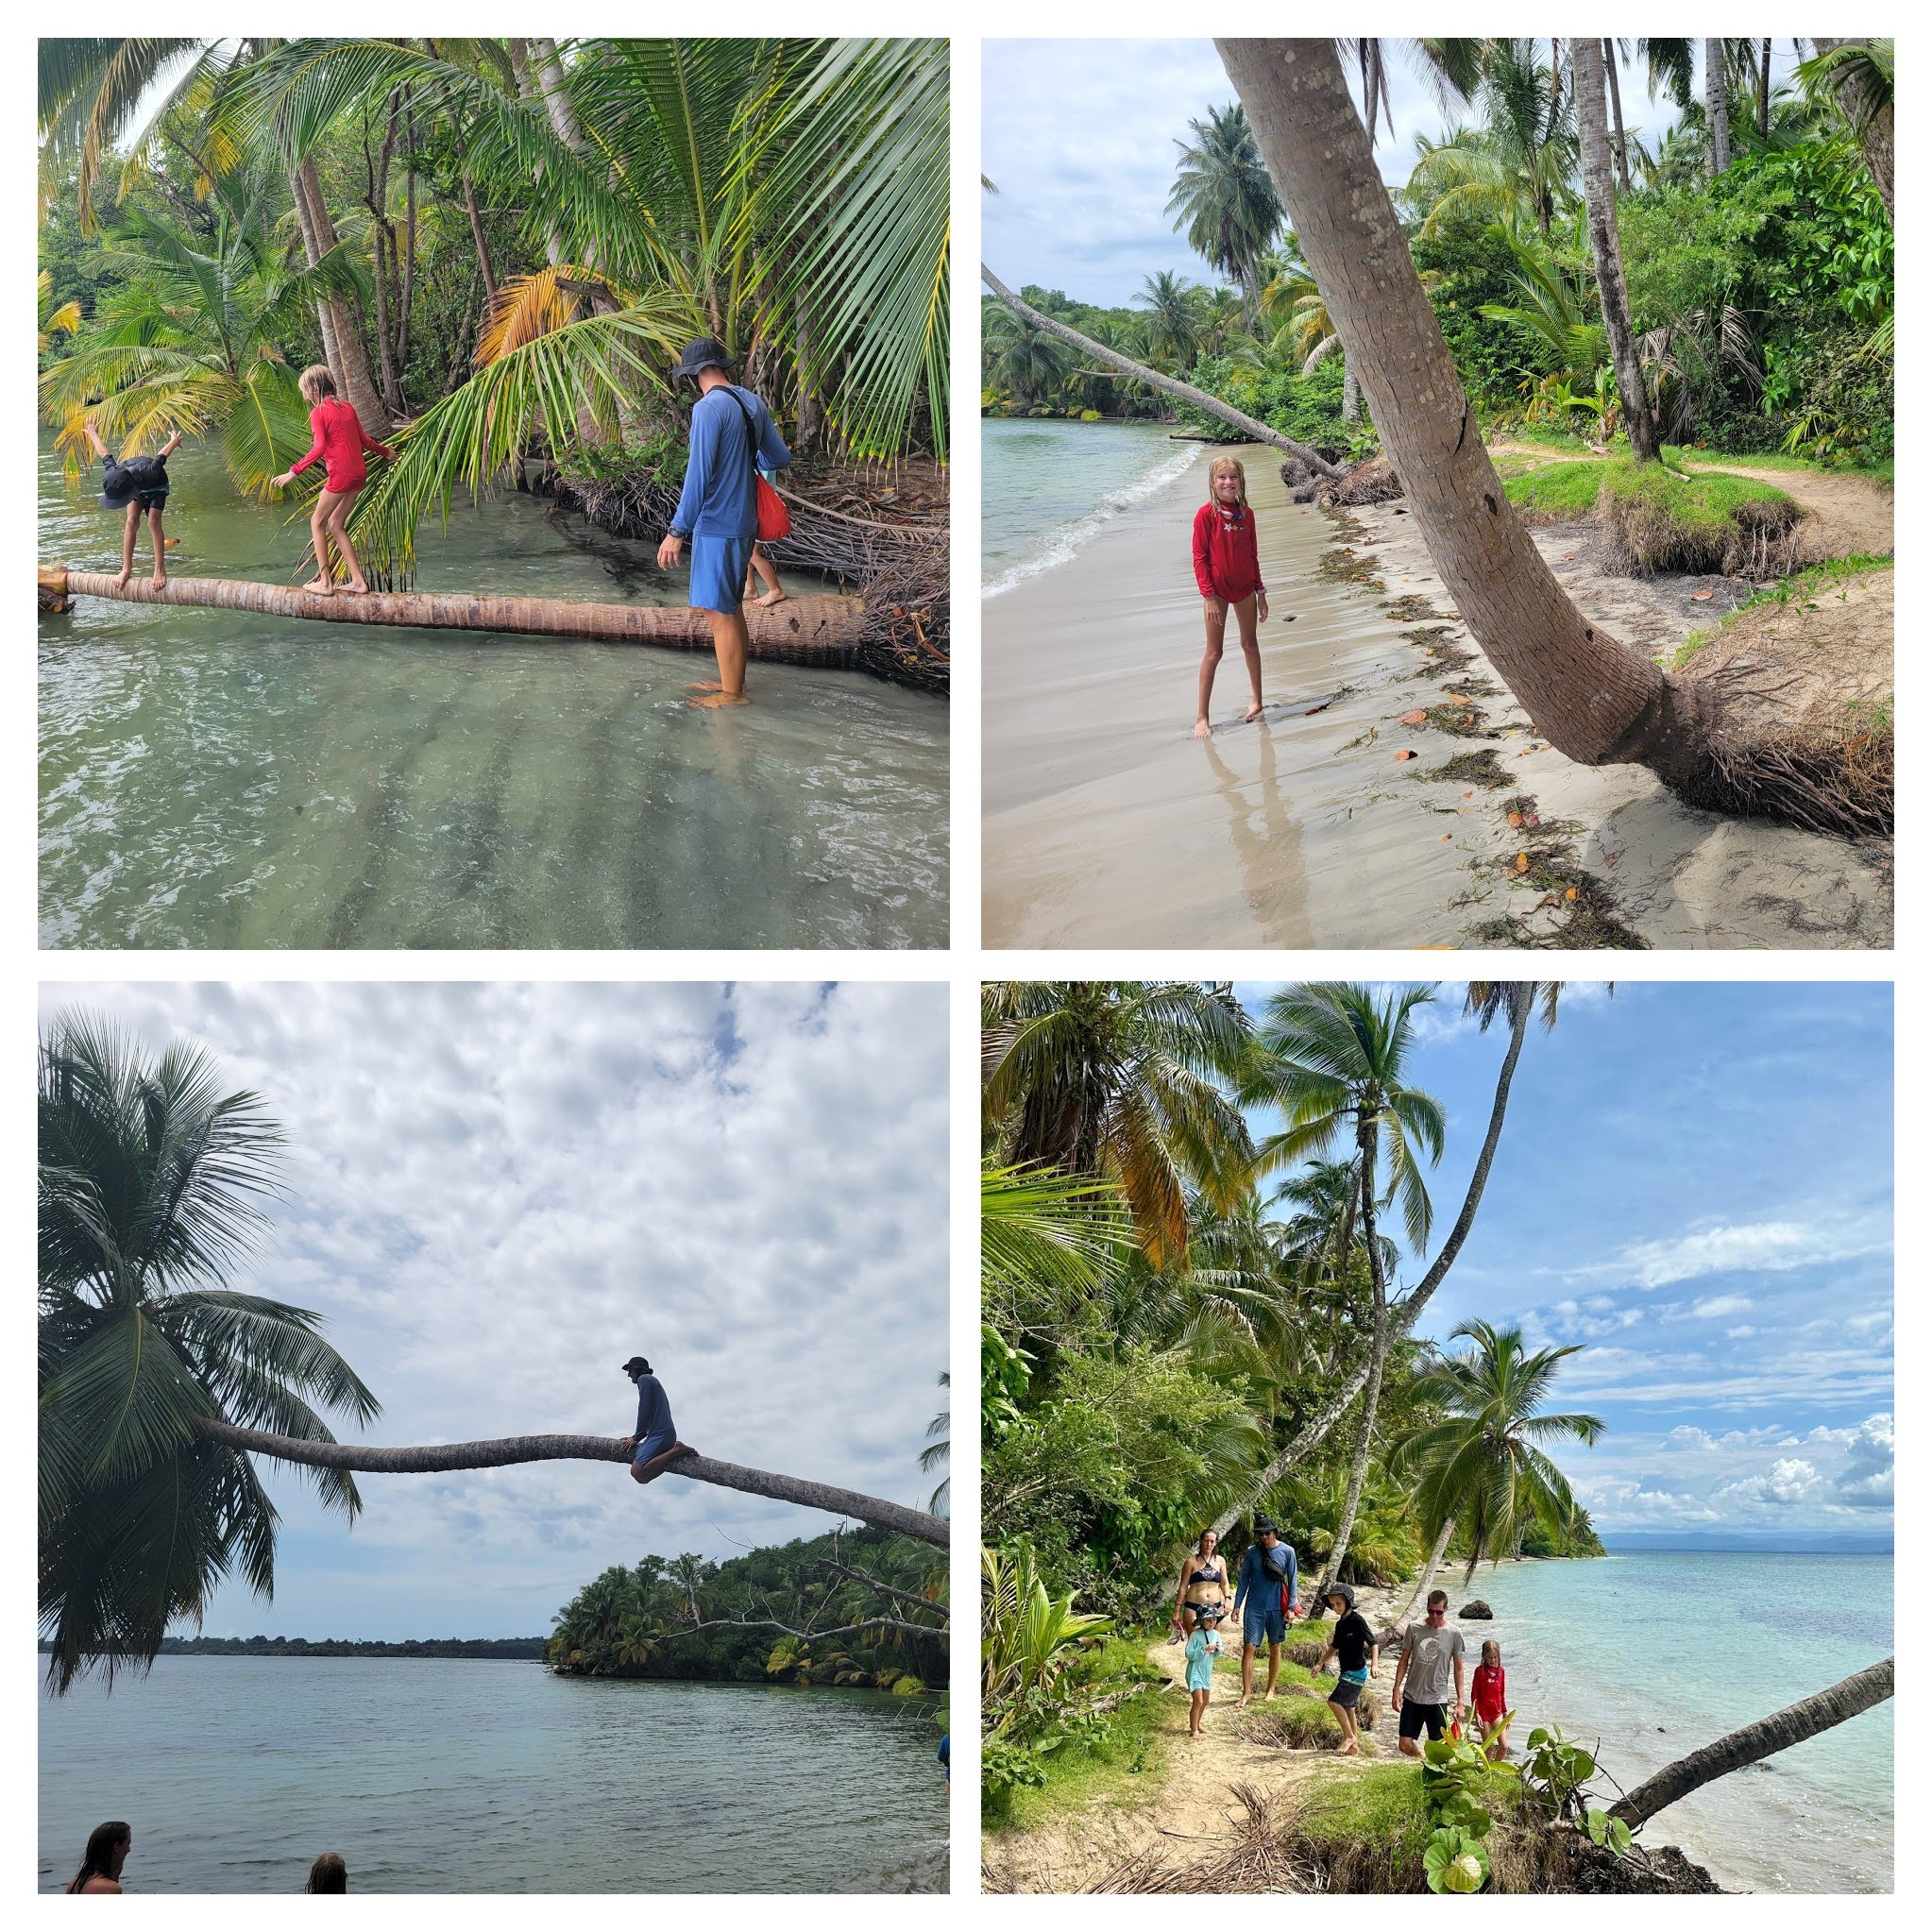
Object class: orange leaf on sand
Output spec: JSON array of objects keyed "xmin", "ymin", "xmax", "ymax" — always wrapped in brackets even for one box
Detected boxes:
[
  {"xmin": 1442, "ymin": 834, "xmax": 1452, "ymax": 841},
  {"xmin": 1462, "ymin": 789, "xmax": 1473, "ymax": 799},
  {"xmin": 1507, "ymin": 811, "xmax": 1523, "ymax": 827},
  {"xmin": 1515, "ymin": 853, "xmax": 1530, "ymax": 872},
  {"xmin": 1394, "ymin": 749, "xmax": 1417, "ymax": 761},
  {"xmin": 1399, "ymin": 709, "xmax": 1427, "ymax": 725},
  {"xmin": 1691, "ymin": 589, "xmax": 1714, "ymax": 602},
  {"xmin": 1565, "ymin": 887, "xmax": 1579, "ymax": 902}
]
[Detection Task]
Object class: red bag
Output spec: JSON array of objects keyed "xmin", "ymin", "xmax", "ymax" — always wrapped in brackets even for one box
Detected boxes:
[{"xmin": 725, "ymin": 387, "xmax": 792, "ymax": 541}]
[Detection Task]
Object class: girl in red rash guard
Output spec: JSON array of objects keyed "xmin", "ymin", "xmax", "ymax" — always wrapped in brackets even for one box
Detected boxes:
[
  {"xmin": 270, "ymin": 364, "xmax": 395, "ymax": 595},
  {"xmin": 1191, "ymin": 456, "xmax": 1268, "ymax": 736}
]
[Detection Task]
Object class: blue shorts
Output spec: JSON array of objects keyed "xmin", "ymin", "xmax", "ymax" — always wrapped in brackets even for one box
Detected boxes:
[
  {"xmin": 1243, "ymin": 1600, "xmax": 1286, "ymax": 1648},
  {"xmin": 632, "ymin": 1430, "xmax": 676, "ymax": 1467},
  {"xmin": 687, "ymin": 532, "xmax": 754, "ymax": 615}
]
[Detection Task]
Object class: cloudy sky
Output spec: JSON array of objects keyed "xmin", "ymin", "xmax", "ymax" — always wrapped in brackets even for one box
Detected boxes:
[
  {"xmin": 41, "ymin": 981, "xmax": 949, "ymax": 1640},
  {"xmin": 1231, "ymin": 981, "xmax": 1893, "ymax": 1547},
  {"xmin": 984, "ymin": 39, "xmax": 1803, "ymax": 307}
]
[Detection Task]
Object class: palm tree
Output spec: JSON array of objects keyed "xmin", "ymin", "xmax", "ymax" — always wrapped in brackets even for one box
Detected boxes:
[
  {"xmin": 41, "ymin": 1015, "xmax": 948, "ymax": 1694},
  {"xmin": 1391, "ymin": 1318, "xmax": 1605, "ymax": 1580},
  {"xmin": 1133, "ymin": 269, "xmax": 1204, "ymax": 374},
  {"xmin": 1406, "ymin": 40, "xmax": 1577, "ymax": 236},
  {"xmin": 980, "ymin": 1159, "xmax": 1131, "ymax": 1334},
  {"xmin": 981, "ymin": 265, "xmax": 1342, "ymax": 475},
  {"xmin": 1610, "ymin": 1658, "xmax": 1893, "ymax": 1828},
  {"xmin": 981, "ymin": 981, "xmax": 1254, "ymax": 1273},
  {"xmin": 920, "ymin": 1371, "xmax": 950, "ymax": 1514},
  {"xmin": 1211, "ymin": 979, "xmax": 1548, "ymax": 1539},
  {"xmin": 1704, "ymin": 39, "xmax": 1731, "ymax": 176},
  {"xmin": 981, "ymin": 302, "xmax": 1074, "ymax": 406},
  {"xmin": 1571, "ymin": 37, "xmax": 1660, "ymax": 460},
  {"xmin": 1165, "ymin": 102, "xmax": 1283, "ymax": 320},
  {"xmin": 39, "ymin": 1010, "xmax": 378, "ymax": 1693},
  {"xmin": 1803, "ymin": 40, "xmax": 1894, "ymax": 221},
  {"xmin": 1215, "ymin": 38, "xmax": 1874, "ymax": 831},
  {"xmin": 38, "ymin": 270, "xmax": 81, "ymax": 353},
  {"xmin": 1239, "ymin": 983, "xmax": 1446, "ymax": 1596}
]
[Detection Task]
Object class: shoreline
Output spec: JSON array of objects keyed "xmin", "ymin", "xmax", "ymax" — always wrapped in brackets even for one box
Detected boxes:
[{"xmin": 980, "ymin": 444, "xmax": 1890, "ymax": 948}]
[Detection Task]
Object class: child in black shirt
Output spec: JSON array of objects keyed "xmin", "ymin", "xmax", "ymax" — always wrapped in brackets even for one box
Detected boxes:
[{"xmin": 1316, "ymin": 1582, "xmax": 1381, "ymax": 1756}]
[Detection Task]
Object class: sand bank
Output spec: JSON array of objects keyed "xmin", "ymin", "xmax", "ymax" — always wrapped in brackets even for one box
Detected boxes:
[{"xmin": 982, "ymin": 444, "xmax": 1890, "ymax": 948}]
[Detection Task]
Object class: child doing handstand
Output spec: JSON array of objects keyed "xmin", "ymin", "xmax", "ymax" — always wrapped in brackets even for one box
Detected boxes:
[{"xmin": 81, "ymin": 416, "xmax": 182, "ymax": 591}]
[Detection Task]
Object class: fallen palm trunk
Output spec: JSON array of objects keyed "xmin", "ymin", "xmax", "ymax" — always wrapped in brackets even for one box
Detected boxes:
[
  {"xmin": 40, "ymin": 566, "xmax": 865, "ymax": 669},
  {"xmin": 194, "ymin": 1416, "xmax": 947, "ymax": 1548},
  {"xmin": 1610, "ymin": 1656, "xmax": 1893, "ymax": 1829}
]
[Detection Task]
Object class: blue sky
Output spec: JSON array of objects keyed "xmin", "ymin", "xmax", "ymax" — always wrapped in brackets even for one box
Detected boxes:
[
  {"xmin": 39, "ymin": 982, "xmax": 950, "ymax": 1640},
  {"xmin": 1230, "ymin": 981, "xmax": 1893, "ymax": 1546},
  {"xmin": 984, "ymin": 40, "xmax": 1804, "ymax": 307}
]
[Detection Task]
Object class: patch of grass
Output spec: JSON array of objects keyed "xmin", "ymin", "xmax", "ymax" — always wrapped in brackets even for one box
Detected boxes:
[
  {"xmin": 1284, "ymin": 1761, "xmax": 1435, "ymax": 1889},
  {"xmin": 989, "ymin": 1682, "xmax": 1173, "ymax": 1836},
  {"xmin": 1241, "ymin": 1695, "xmax": 1346, "ymax": 1750},
  {"xmin": 1505, "ymin": 424, "xmax": 1595, "ymax": 454},
  {"xmin": 1671, "ymin": 444, "xmax": 1894, "ymax": 490},
  {"xmin": 1501, "ymin": 460, "xmax": 1607, "ymax": 523},
  {"xmin": 1669, "ymin": 552, "xmax": 1893, "ymax": 668}
]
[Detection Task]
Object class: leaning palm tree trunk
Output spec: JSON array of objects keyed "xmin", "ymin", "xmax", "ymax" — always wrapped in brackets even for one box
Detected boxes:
[
  {"xmin": 982, "ymin": 264, "xmax": 1342, "ymax": 476},
  {"xmin": 1704, "ymin": 40, "xmax": 1730, "ymax": 177},
  {"xmin": 1212, "ymin": 997, "xmax": 1532, "ymax": 1538},
  {"xmin": 1315, "ymin": 1129, "xmax": 1387, "ymax": 1599},
  {"xmin": 195, "ymin": 1417, "xmax": 948, "ymax": 1547},
  {"xmin": 1215, "ymin": 39, "xmax": 1882, "ymax": 833},
  {"xmin": 1572, "ymin": 38, "xmax": 1659, "ymax": 462},
  {"xmin": 1610, "ymin": 1658, "xmax": 1893, "ymax": 1828},
  {"xmin": 1379, "ymin": 1517, "xmax": 1456, "ymax": 1640},
  {"xmin": 42, "ymin": 568, "xmax": 865, "ymax": 665}
]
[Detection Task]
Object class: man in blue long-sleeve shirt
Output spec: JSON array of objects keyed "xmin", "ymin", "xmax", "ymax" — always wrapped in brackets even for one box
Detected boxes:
[
  {"xmin": 1231, "ymin": 1520, "xmax": 1298, "ymax": 1705},
  {"xmin": 619, "ymin": 1354, "xmax": 697, "ymax": 1484},
  {"xmin": 655, "ymin": 336, "xmax": 792, "ymax": 710}
]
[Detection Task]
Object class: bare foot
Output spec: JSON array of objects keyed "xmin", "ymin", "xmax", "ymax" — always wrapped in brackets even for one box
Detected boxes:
[
  {"xmin": 150, "ymin": 571, "xmax": 168, "ymax": 591},
  {"xmin": 1194, "ymin": 718, "xmax": 1212, "ymax": 738},
  {"xmin": 345, "ymin": 579, "xmax": 371, "ymax": 595},
  {"xmin": 688, "ymin": 691, "xmax": 751, "ymax": 708},
  {"xmin": 112, "ymin": 568, "xmax": 133, "ymax": 592},
  {"xmin": 685, "ymin": 680, "xmax": 724, "ymax": 693},
  {"xmin": 304, "ymin": 576, "xmax": 335, "ymax": 597},
  {"xmin": 753, "ymin": 588, "xmax": 788, "ymax": 606},
  {"xmin": 1263, "ymin": 1688, "xmax": 1278, "ymax": 1702},
  {"xmin": 1243, "ymin": 700, "xmax": 1264, "ymax": 723}
]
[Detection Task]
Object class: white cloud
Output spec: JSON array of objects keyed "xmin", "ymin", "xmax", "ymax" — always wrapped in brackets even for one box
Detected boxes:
[
  {"xmin": 1716, "ymin": 1457, "xmax": 1822, "ymax": 1506},
  {"xmin": 1691, "ymin": 1295, "xmax": 1754, "ymax": 1319},
  {"xmin": 1588, "ymin": 1217, "xmax": 1889, "ymax": 1292}
]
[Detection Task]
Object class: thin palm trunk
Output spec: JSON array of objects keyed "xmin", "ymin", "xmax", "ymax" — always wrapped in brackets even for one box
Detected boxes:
[
  {"xmin": 194, "ymin": 1417, "xmax": 948, "ymax": 1548},
  {"xmin": 296, "ymin": 158, "xmax": 392, "ymax": 432},
  {"xmin": 1611, "ymin": 1658, "xmax": 1892, "ymax": 1827},
  {"xmin": 1212, "ymin": 994, "xmax": 1531, "ymax": 1539},
  {"xmin": 1214, "ymin": 40, "xmax": 1771, "ymax": 804},
  {"xmin": 1316, "ymin": 1124, "xmax": 1386, "ymax": 1598},
  {"xmin": 1811, "ymin": 38, "xmax": 1894, "ymax": 221},
  {"xmin": 462, "ymin": 174, "xmax": 498, "ymax": 305},
  {"xmin": 1604, "ymin": 42, "xmax": 1631, "ymax": 193},
  {"xmin": 1757, "ymin": 38, "xmax": 1771, "ymax": 141},
  {"xmin": 288, "ymin": 164, "xmax": 346, "ymax": 398},
  {"xmin": 1705, "ymin": 39, "xmax": 1730, "ymax": 176},
  {"xmin": 1573, "ymin": 38, "xmax": 1660, "ymax": 462},
  {"xmin": 982, "ymin": 264, "xmax": 1342, "ymax": 475},
  {"xmin": 1341, "ymin": 355, "xmax": 1360, "ymax": 423},
  {"xmin": 44, "ymin": 568, "xmax": 864, "ymax": 662},
  {"xmin": 1379, "ymin": 1516, "xmax": 1455, "ymax": 1640}
]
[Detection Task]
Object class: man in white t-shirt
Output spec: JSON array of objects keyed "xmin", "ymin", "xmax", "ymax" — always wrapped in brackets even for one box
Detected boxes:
[{"xmin": 1390, "ymin": 1588, "xmax": 1467, "ymax": 1756}]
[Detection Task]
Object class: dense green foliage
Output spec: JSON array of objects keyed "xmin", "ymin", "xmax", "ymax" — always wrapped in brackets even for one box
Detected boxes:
[
  {"xmin": 548, "ymin": 1525, "xmax": 947, "ymax": 1691},
  {"xmin": 980, "ymin": 982, "xmax": 1605, "ymax": 1821},
  {"xmin": 986, "ymin": 42, "xmax": 1890, "ymax": 469}
]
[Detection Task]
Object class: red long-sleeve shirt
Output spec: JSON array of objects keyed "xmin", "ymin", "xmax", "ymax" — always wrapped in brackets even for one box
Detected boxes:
[
  {"xmin": 290, "ymin": 398, "xmax": 393, "ymax": 492},
  {"xmin": 1192, "ymin": 500, "xmax": 1263, "ymax": 602},
  {"xmin": 1471, "ymin": 1663, "xmax": 1507, "ymax": 1724}
]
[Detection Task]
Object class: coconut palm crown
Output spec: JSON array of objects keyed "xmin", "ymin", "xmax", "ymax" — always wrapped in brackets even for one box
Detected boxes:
[{"xmin": 39, "ymin": 1011, "xmax": 378, "ymax": 1693}]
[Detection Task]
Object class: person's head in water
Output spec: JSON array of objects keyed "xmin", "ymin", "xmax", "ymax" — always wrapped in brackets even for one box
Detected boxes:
[
  {"xmin": 1208, "ymin": 455, "xmax": 1248, "ymax": 510},
  {"xmin": 306, "ymin": 1852, "xmax": 347, "ymax": 1892},
  {"xmin": 1426, "ymin": 1588, "xmax": 1450, "ymax": 1624},
  {"xmin": 68, "ymin": 1821, "xmax": 132, "ymax": 1892},
  {"xmin": 621, "ymin": 1354, "xmax": 652, "ymax": 1382},
  {"xmin": 297, "ymin": 364, "xmax": 337, "ymax": 406}
]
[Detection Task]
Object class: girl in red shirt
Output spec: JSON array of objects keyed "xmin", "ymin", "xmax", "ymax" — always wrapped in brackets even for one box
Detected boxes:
[
  {"xmin": 1191, "ymin": 456, "xmax": 1269, "ymax": 737},
  {"xmin": 1471, "ymin": 1638, "xmax": 1509, "ymax": 1758},
  {"xmin": 271, "ymin": 364, "xmax": 395, "ymax": 595}
]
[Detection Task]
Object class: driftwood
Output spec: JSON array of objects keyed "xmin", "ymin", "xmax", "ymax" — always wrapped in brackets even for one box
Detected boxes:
[
  {"xmin": 41, "ymin": 567, "xmax": 865, "ymax": 668},
  {"xmin": 193, "ymin": 1416, "xmax": 948, "ymax": 1548}
]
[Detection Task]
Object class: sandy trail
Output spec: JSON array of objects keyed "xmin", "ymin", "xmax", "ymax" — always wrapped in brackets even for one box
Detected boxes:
[{"xmin": 983, "ymin": 1635, "xmax": 1387, "ymax": 1894}]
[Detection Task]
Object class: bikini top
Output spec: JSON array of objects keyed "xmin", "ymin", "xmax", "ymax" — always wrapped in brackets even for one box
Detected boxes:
[{"xmin": 1190, "ymin": 1559, "xmax": 1226, "ymax": 1586}]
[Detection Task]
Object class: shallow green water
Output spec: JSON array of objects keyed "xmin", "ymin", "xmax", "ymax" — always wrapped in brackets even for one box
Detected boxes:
[
  {"xmin": 40, "ymin": 1656, "xmax": 947, "ymax": 1892},
  {"xmin": 40, "ymin": 440, "xmax": 948, "ymax": 949}
]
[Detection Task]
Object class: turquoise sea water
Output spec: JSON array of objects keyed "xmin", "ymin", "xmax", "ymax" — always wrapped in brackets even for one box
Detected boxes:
[
  {"xmin": 1461, "ymin": 1550, "xmax": 1891, "ymax": 1891},
  {"xmin": 981, "ymin": 416, "xmax": 1198, "ymax": 595},
  {"xmin": 40, "ymin": 1656, "xmax": 947, "ymax": 1892},
  {"xmin": 40, "ymin": 438, "xmax": 948, "ymax": 949}
]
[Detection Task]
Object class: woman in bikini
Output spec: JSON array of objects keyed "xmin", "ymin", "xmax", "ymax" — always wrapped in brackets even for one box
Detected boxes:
[
  {"xmin": 1169, "ymin": 1527, "xmax": 1231, "ymax": 1641},
  {"xmin": 270, "ymin": 365, "xmax": 395, "ymax": 595}
]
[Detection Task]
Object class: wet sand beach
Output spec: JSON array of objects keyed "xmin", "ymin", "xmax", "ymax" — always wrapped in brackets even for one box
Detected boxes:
[{"xmin": 982, "ymin": 440, "xmax": 1890, "ymax": 949}]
